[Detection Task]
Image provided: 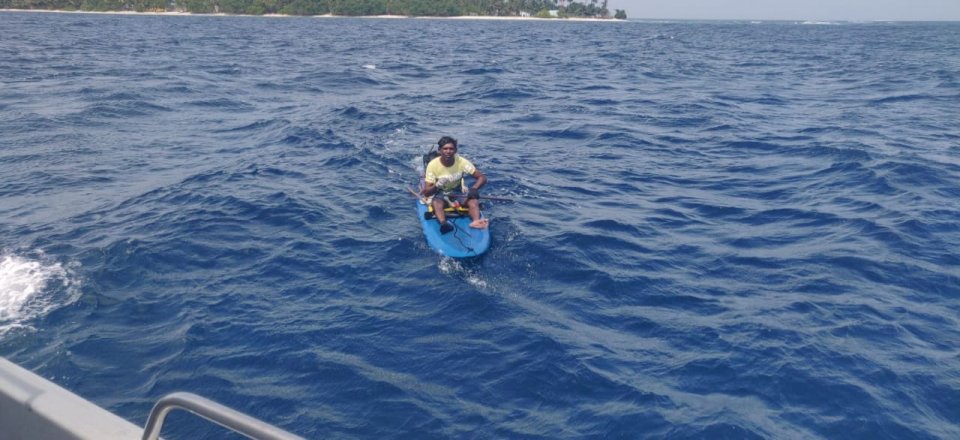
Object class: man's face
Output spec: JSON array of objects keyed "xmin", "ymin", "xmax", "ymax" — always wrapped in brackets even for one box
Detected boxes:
[{"xmin": 439, "ymin": 143, "xmax": 457, "ymax": 160}]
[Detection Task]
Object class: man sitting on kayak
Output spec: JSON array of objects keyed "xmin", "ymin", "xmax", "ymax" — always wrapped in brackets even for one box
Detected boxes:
[{"xmin": 422, "ymin": 136, "xmax": 489, "ymax": 234}]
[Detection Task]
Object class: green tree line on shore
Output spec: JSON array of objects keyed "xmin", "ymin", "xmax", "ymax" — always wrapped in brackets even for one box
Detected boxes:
[{"xmin": 1, "ymin": 0, "xmax": 626, "ymax": 18}]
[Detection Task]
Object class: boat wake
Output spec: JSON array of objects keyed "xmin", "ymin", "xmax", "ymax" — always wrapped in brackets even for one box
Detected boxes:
[{"xmin": 0, "ymin": 252, "xmax": 80, "ymax": 335}]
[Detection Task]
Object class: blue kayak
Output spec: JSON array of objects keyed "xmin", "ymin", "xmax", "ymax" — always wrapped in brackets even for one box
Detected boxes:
[{"xmin": 416, "ymin": 199, "xmax": 490, "ymax": 258}]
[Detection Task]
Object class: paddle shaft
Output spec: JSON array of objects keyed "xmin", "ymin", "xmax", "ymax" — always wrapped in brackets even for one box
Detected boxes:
[
  {"xmin": 407, "ymin": 186, "xmax": 514, "ymax": 202},
  {"xmin": 405, "ymin": 186, "xmax": 424, "ymax": 201},
  {"xmin": 444, "ymin": 193, "xmax": 514, "ymax": 202}
]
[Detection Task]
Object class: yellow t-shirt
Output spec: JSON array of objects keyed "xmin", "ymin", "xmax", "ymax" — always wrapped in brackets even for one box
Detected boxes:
[{"xmin": 425, "ymin": 156, "xmax": 476, "ymax": 193}]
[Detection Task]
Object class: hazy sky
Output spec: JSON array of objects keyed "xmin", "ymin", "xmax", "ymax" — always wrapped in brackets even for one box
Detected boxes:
[{"xmin": 606, "ymin": 0, "xmax": 960, "ymax": 21}]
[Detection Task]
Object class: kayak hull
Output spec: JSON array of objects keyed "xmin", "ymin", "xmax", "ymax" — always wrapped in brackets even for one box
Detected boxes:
[{"xmin": 416, "ymin": 200, "xmax": 490, "ymax": 258}]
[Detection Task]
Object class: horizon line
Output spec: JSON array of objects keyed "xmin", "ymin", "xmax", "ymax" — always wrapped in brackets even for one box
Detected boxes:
[{"xmin": 2, "ymin": 8, "xmax": 958, "ymax": 22}]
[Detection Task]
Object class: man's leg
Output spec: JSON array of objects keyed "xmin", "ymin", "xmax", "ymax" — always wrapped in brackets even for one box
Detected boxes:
[
  {"xmin": 466, "ymin": 199, "xmax": 488, "ymax": 229},
  {"xmin": 433, "ymin": 197, "xmax": 453, "ymax": 234}
]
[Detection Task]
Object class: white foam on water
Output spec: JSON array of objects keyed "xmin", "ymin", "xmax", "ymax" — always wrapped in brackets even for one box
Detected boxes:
[
  {"xmin": 438, "ymin": 256, "xmax": 460, "ymax": 274},
  {"xmin": 0, "ymin": 252, "xmax": 80, "ymax": 335},
  {"xmin": 438, "ymin": 257, "xmax": 489, "ymax": 289},
  {"xmin": 363, "ymin": 64, "xmax": 376, "ymax": 69},
  {"xmin": 464, "ymin": 273, "xmax": 488, "ymax": 289}
]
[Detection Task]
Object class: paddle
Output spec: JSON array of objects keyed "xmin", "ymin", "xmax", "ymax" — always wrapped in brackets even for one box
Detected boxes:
[
  {"xmin": 442, "ymin": 193, "xmax": 515, "ymax": 202},
  {"xmin": 405, "ymin": 186, "xmax": 514, "ymax": 202},
  {"xmin": 405, "ymin": 186, "xmax": 424, "ymax": 201}
]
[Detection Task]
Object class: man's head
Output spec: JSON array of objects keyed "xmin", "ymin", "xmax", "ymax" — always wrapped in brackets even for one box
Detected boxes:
[
  {"xmin": 437, "ymin": 136, "xmax": 458, "ymax": 150},
  {"xmin": 437, "ymin": 136, "xmax": 458, "ymax": 161}
]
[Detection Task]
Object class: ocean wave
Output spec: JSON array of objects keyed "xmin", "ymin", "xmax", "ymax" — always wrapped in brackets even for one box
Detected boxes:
[{"xmin": 184, "ymin": 97, "xmax": 255, "ymax": 111}]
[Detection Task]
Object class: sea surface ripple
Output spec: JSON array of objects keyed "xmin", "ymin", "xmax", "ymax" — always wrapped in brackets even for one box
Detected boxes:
[{"xmin": 1, "ymin": 12, "xmax": 959, "ymax": 439}]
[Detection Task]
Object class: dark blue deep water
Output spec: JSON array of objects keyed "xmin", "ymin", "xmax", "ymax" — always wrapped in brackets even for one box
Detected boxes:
[{"xmin": 2, "ymin": 11, "xmax": 959, "ymax": 439}]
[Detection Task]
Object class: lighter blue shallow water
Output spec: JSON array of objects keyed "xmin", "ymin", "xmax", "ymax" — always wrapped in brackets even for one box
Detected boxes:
[{"xmin": 1, "ymin": 11, "xmax": 959, "ymax": 439}]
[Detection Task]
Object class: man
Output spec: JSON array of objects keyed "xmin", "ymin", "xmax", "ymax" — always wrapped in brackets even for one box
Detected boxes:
[{"xmin": 422, "ymin": 136, "xmax": 489, "ymax": 234}]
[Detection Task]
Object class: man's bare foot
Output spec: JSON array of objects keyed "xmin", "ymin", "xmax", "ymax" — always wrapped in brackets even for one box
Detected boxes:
[{"xmin": 469, "ymin": 218, "xmax": 489, "ymax": 229}]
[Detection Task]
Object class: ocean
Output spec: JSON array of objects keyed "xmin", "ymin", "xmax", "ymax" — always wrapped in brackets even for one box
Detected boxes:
[{"xmin": 1, "ymin": 11, "xmax": 959, "ymax": 439}]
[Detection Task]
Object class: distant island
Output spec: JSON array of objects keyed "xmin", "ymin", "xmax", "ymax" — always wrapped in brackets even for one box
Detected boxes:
[{"xmin": 1, "ymin": 0, "xmax": 628, "ymax": 19}]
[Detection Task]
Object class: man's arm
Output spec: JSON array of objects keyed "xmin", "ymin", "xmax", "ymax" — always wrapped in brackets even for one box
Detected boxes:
[
  {"xmin": 422, "ymin": 181, "xmax": 438, "ymax": 196},
  {"xmin": 470, "ymin": 170, "xmax": 487, "ymax": 191}
]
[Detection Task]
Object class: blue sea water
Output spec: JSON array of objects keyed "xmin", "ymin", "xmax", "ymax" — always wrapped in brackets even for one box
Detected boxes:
[{"xmin": 1, "ymin": 11, "xmax": 959, "ymax": 439}]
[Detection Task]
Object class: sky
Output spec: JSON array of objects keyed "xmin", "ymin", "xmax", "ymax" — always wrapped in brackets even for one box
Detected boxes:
[{"xmin": 606, "ymin": 0, "xmax": 960, "ymax": 21}]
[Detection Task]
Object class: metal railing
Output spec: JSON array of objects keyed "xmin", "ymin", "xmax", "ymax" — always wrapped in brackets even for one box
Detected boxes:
[{"xmin": 142, "ymin": 392, "xmax": 304, "ymax": 440}]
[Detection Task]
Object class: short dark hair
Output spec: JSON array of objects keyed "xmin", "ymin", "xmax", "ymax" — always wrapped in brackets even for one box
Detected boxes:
[{"xmin": 437, "ymin": 136, "xmax": 458, "ymax": 149}]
